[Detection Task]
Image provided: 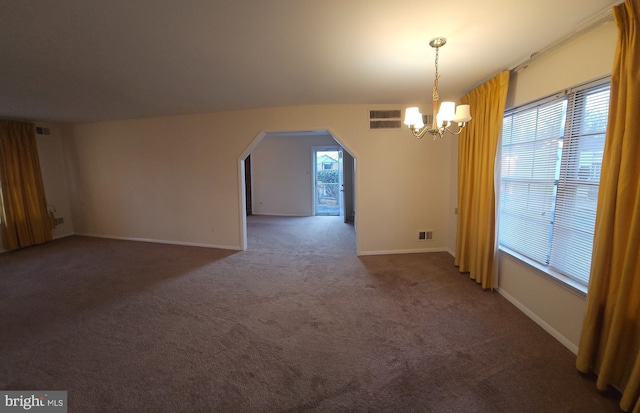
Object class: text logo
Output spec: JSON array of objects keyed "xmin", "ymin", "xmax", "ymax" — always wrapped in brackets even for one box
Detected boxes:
[{"xmin": 0, "ymin": 391, "xmax": 66, "ymax": 413}]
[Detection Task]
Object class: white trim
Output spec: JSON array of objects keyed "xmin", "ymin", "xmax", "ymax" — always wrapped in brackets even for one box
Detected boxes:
[
  {"xmin": 238, "ymin": 157, "xmax": 248, "ymax": 251},
  {"xmin": 498, "ymin": 287, "xmax": 579, "ymax": 355},
  {"xmin": 358, "ymin": 247, "xmax": 449, "ymax": 256},
  {"xmin": 76, "ymin": 233, "xmax": 241, "ymax": 251},
  {"xmin": 445, "ymin": 248, "xmax": 455, "ymax": 258},
  {"xmin": 53, "ymin": 232, "xmax": 74, "ymax": 240},
  {"xmin": 252, "ymin": 212, "xmax": 310, "ymax": 217}
]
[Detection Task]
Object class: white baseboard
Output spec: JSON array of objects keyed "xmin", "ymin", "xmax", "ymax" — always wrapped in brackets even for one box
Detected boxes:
[
  {"xmin": 252, "ymin": 212, "xmax": 309, "ymax": 217},
  {"xmin": 76, "ymin": 233, "xmax": 242, "ymax": 251},
  {"xmin": 53, "ymin": 232, "xmax": 74, "ymax": 240},
  {"xmin": 498, "ymin": 288, "xmax": 579, "ymax": 355},
  {"xmin": 358, "ymin": 247, "xmax": 449, "ymax": 256}
]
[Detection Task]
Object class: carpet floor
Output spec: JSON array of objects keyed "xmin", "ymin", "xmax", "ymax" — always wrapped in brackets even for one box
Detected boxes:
[{"xmin": 0, "ymin": 215, "xmax": 621, "ymax": 412}]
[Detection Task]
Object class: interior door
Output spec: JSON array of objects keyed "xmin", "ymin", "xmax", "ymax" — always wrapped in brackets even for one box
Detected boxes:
[{"xmin": 343, "ymin": 150, "xmax": 355, "ymax": 223}]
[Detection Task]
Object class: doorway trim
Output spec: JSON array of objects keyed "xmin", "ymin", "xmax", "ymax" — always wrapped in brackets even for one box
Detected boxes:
[{"xmin": 237, "ymin": 128, "xmax": 359, "ymax": 253}]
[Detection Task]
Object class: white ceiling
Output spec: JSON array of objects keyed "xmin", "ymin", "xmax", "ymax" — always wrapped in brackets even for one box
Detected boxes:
[{"xmin": 0, "ymin": 0, "xmax": 622, "ymax": 123}]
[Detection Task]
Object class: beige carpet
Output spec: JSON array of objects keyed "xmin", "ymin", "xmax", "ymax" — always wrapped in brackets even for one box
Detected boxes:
[{"xmin": 0, "ymin": 215, "xmax": 621, "ymax": 412}]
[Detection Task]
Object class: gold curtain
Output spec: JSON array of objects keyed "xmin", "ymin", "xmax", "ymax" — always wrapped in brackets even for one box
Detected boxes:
[
  {"xmin": 455, "ymin": 71, "xmax": 510, "ymax": 289},
  {"xmin": 0, "ymin": 120, "xmax": 52, "ymax": 250},
  {"xmin": 575, "ymin": 1, "xmax": 640, "ymax": 412}
]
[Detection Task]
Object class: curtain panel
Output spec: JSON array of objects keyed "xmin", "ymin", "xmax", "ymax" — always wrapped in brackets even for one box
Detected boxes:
[
  {"xmin": 455, "ymin": 71, "xmax": 510, "ymax": 289},
  {"xmin": 0, "ymin": 120, "xmax": 52, "ymax": 250},
  {"xmin": 576, "ymin": 1, "xmax": 640, "ymax": 412}
]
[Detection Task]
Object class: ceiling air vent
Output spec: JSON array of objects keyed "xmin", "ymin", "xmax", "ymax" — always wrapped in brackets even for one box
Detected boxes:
[
  {"xmin": 35, "ymin": 126, "xmax": 51, "ymax": 135},
  {"xmin": 369, "ymin": 109, "xmax": 402, "ymax": 130}
]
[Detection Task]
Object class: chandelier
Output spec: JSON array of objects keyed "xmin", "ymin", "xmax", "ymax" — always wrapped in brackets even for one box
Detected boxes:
[{"xmin": 404, "ymin": 37, "xmax": 472, "ymax": 139}]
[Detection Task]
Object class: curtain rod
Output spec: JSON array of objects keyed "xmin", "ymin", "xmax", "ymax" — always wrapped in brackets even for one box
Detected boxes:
[
  {"xmin": 462, "ymin": 2, "xmax": 619, "ymax": 96},
  {"xmin": 509, "ymin": 4, "xmax": 617, "ymax": 73}
]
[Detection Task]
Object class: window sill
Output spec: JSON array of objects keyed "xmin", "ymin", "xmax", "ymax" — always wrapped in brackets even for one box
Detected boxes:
[{"xmin": 498, "ymin": 246, "xmax": 588, "ymax": 299}]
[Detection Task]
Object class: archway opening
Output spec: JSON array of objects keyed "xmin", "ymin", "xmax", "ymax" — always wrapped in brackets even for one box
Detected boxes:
[{"xmin": 237, "ymin": 129, "xmax": 358, "ymax": 253}]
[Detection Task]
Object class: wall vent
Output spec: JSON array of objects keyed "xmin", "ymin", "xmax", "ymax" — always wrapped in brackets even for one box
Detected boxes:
[
  {"xmin": 35, "ymin": 126, "xmax": 50, "ymax": 135},
  {"xmin": 369, "ymin": 110, "xmax": 435, "ymax": 131},
  {"xmin": 369, "ymin": 109, "xmax": 402, "ymax": 130}
]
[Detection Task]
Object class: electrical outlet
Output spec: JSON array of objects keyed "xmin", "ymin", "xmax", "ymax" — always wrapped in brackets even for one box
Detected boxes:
[
  {"xmin": 54, "ymin": 217, "xmax": 64, "ymax": 225},
  {"xmin": 418, "ymin": 231, "xmax": 433, "ymax": 241}
]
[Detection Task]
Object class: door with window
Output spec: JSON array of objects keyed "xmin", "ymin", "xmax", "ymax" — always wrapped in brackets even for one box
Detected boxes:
[{"xmin": 313, "ymin": 147, "xmax": 342, "ymax": 216}]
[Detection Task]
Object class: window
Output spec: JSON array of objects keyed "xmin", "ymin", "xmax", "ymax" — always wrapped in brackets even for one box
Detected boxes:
[{"xmin": 499, "ymin": 78, "xmax": 610, "ymax": 287}]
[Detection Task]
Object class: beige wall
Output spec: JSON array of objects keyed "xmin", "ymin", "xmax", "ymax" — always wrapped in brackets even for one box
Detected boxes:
[
  {"xmin": 446, "ymin": 136, "xmax": 459, "ymax": 255},
  {"xmin": 66, "ymin": 104, "xmax": 453, "ymax": 255},
  {"xmin": 496, "ymin": 21, "xmax": 617, "ymax": 353},
  {"xmin": 251, "ymin": 133, "xmax": 338, "ymax": 216},
  {"xmin": 499, "ymin": 254, "xmax": 587, "ymax": 353},
  {"xmin": 506, "ymin": 21, "xmax": 617, "ymax": 109}
]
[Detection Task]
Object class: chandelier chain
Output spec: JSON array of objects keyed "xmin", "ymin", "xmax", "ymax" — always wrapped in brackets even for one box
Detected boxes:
[{"xmin": 432, "ymin": 46, "xmax": 440, "ymax": 102}]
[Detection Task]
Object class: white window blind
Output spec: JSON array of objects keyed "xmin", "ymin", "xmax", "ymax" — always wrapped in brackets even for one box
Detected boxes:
[
  {"xmin": 499, "ymin": 79, "xmax": 610, "ymax": 287},
  {"xmin": 549, "ymin": 85, "xmax": 609, "ymax": 284},
  {"xmin": 500, "ymin": 98, "xmax": 567, "ymax": 265}
]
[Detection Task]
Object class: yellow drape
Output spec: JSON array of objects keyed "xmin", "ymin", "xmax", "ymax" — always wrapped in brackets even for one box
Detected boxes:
[
  {"xmin": 0, "ymin": 120, "xmax": 52, "ymax": 250},
  {"xmin": 455, "ymin": 71, "xmax": 509, "ymax": 289},
  {"xmin": 575, "ymin": 1, "xmax": 640, "ymax": 412}
]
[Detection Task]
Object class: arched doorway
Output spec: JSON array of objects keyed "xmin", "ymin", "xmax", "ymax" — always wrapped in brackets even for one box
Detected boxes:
[{"xmin": 237, "ymin": 129, "xmax": 358, "ymax": 252}]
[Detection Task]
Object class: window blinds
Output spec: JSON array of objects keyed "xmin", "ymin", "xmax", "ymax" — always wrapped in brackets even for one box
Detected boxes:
[
  {"xmin": 500, "ymin": 98, "xmax": 567, "ymax": 265},
  {"xmin": 549, "ymin": 85, "xmax": 609, "ymax": 285},
  {"xmin": 499, "ymin": 80, "xmax": 610, "ymax": 286}
]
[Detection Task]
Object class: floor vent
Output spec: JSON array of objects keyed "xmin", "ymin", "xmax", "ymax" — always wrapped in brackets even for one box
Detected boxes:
[
  {"xmin": 35, "ymin": 126, "xmax": 51, "ymax": 135},
  {"xmin": 369, "ymin": 109, "xmax": 402, "ymax": 130}
]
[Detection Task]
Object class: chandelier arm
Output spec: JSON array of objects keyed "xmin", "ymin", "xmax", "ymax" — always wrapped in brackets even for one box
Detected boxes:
[
  {"xmin": 416, "ymin": 122, "xmax": 469, "ymax": 139},
  {"xmin": 411, "ymin": 125, "xmax": 452, "ymax": 139},
  {"xmin": 410, "ymin": 126, "xmax": 431, "ymax": 139},
  {"xmin": 443, "ymin": 123, "xmax": 468, "ymax": 136}
]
